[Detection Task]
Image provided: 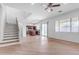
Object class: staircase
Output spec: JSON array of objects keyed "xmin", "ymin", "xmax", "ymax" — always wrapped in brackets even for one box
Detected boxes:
[{"xmin": 0, "ymin": 23, "xmax": 20, "ymax": 46}]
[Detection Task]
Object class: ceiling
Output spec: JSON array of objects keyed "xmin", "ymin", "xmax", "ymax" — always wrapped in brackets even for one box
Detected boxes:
[{"xmin": 3, "ymin": 3, "xmax": 79, "ymax": 24}]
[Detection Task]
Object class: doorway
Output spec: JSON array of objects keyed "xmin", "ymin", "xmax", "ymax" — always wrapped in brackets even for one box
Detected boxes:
[{"xmin": 41, "ymin": 22, "xmax": 48, "ymax": 37}]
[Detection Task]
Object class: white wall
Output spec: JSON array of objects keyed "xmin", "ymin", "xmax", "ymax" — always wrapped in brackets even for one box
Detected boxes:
[
  {"xmin": 0, "ymin": 4, "xmax": 6, "ymax": 41},
  {"xmin": 41, "ymin": 8, "xmax": 79, "ymax": 43},
  {"xmin": 5, "ymin": 6, "xmax": 21, "ymax": 24},
  {"xmin": 6, "ymin": 6, "xmax": 31, "ymax": 24},
  {"xmin": 0, "ymin": 4, "xmax": 3, "ymax": 40}
]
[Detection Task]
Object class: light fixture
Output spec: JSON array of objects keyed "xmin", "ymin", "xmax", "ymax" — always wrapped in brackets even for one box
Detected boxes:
[
  {"xmin": 44, "ymin": 3, "xmax": 61, "ymax": 12},
  {"xmin": 31, "ymin": 3, "xmax": 35, "ymax": 5},
  {"xmin": 47, "ymin": 7, "xmax": 53, "ymax": 12}
]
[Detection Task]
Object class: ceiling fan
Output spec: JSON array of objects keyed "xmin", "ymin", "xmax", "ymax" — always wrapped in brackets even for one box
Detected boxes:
[{"xmin": 45, "ymin": 3, "xmax": 61, "ymax": 12}]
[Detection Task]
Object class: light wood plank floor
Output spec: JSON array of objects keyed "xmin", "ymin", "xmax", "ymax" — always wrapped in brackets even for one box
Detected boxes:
[{"xmin": 0, "ymin": 35, "xmax": 79, "ymax": 55}]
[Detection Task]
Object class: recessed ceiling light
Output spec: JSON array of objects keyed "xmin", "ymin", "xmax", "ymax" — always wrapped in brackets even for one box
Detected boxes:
[
  {"xmin": 42, "ymin": 4, "xmax": 46, "ymax": 7},
  {"xmin": 63, "ymin": 3, "xmax": 68, "ymax": 5},
  {"xmin": 31, "ymin": 3, "xmax": 35, "ymax": 5}
]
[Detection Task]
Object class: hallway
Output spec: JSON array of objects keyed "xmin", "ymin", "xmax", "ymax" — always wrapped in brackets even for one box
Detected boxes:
[{"xmin": 0, "ymin": 36, "xmax": 79, "ymax": 55}]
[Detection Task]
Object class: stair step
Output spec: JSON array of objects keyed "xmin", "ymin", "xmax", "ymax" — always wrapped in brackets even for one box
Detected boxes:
[
  {"xmin": 4, "ymin": 36, "xmax": 18, "ymax": 38},
  {"xmin": 0, "ymin": 40, "xmax": 20, "ymax": 47},
  {"xmin": 4, "ymin": 35, "xmax": 18, "ymax": 37},
  {"xmin": 0, "ymin": 39, "xmax": 19, "ymax": 44},
  {"xmin": 3, "ymin": 23, "xmax": 19, "ymax": 46},
  {"xmin": 4, "ymin": 34, "xmax": 18, "ymax": 36},
  {"xmin": 4, "ymin": 32, "xmax": 18, "ymax": 33},
  {"xmin": 4, "ymin": 38, "xmax": 18, "ymax": 40},
  {"xmin": 4, "ymin": 37, "xmax": 18, "ymax": 40},
  {"xmin": 0, "ymin": 42, "xmax": 20, "ymax": 47},
  {"xmin": 4, "ymin": 33, "xmax": 18, "ymax": 35},
  {"xmin": 4, "ymin": 30, "xmax": 18, "ymax": 31},
  {"xmin": 4, "ymin": 31, "xmax": 18, "ymax": 33},
  {"xmin": 4, "ymin": 35, "xmax": 18, "ymax": 38}
]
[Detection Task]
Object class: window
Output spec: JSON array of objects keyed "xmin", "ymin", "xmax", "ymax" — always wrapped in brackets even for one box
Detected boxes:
[
  {"xmin": 60, "ymin": 19, "xmax": 70, "ymax": 32},
  {"xmin": 55, "ymin": 17, "xmax": 79, "ymax": 32},
  {"xmin": 71, "ymin": 17, "xmax": 79, "ymax": 32},
  {"xmin": 55, "ymin": 21, "xmax": 59, "ymax": 32},
  {"xmin": 55, "ymin": 18, "xmax": 70, "ymax": 32}
]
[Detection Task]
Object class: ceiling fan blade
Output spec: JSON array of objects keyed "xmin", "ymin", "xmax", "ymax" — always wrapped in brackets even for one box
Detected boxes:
[
  {"xmin": 52, "ymin": 4, "xmax": 60, "ymax": 7},
  {"xmin": 45, "ymin": 7, "xmax": 48, "ymax": 10}
]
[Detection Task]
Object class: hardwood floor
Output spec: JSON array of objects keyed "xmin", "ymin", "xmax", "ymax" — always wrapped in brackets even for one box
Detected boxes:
[{"xmin": 0, "ymin": 35, "xmax": 79, "ymax": 55}]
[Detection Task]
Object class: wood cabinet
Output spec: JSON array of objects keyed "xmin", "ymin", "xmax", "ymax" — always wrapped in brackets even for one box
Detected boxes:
[{"xmin": 26, "ymin": 26, "xmax": 36, "ymax": 36}]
